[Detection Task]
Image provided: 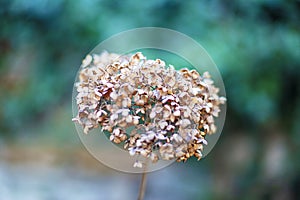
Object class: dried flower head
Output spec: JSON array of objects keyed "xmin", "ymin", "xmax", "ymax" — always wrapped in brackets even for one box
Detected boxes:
[{"xmin": 73, "ymin": 51, "xmax": 226, "ymax": 167}]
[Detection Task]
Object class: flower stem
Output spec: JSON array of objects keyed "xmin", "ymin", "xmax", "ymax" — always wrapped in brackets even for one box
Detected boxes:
[{"xmin": 137, "ymin": 167, "xmax": 147, "ymax": 200}]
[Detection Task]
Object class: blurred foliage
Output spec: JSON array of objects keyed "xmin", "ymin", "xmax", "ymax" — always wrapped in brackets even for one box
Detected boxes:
[
  {"xmin": 0, "ymin": 0, "xmax": 300, "ymax": 199},
  {"xmin": 0, "ymin": 0, "xmax": 299, "ymax": 134}
]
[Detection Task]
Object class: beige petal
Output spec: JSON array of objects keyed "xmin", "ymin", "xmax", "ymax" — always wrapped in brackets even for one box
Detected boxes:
[
  {"xmin": 149, "ymin": 111, "xmax": 156, "ymax": 119},
  {"xmin": 180, "ymin": 119, "xmax": 191, "ymax": 128},
  {"xmin": 122, "ymin": 109, "xmax": 129, "ymax": 116},
  {"xmin": 133, "ymin": 116, "xmax": 140, "ymax": 125},
  {"xmin": 111, "ymin": 114, "xmax": 118, "ymax": 121},
  {"xmin": 163, "ymin": 110, "xmax": 171, "ymax": 118},
  {"xmin": 109, "ymin": 135, "xmax": 114, "ymax": 141},
  {"xmin": 173, "ymin": 110, "xmax": 181, "ymax": 116},
  {"xmin": 110, "ymin": 91, "xmax": 118, "ymax": 100},
  {"xmin": 133, "ymin": 161, "xmax": 143, "ymax": 168},
  {"xmin": 207, "ymin": 116, "xmax": 214, "ymax": 123},
  {"xmin": 126, "ymin": 115, "xmax": 133, "ymax": 123},
  {"xmin": 81, "ymin": 54, "xmax": 92, "ymax": 68},
  {"xmin": 113, "ymin": 128, "xmax": 120, "ymax": 136},
  {"xmin": 158, "ymin": 121, "xmax": 168, "ymax": 129}
]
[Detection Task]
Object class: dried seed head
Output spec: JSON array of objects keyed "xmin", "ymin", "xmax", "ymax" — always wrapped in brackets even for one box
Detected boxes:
[{"xmin": 73, "ymin": 51, "xmax": 226, "ymax": 167}]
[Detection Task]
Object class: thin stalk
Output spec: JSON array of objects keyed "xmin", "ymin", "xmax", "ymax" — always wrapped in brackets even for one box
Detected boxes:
[{"xmin": 137, "ymin": 164, "xmax": 148, "ymax": 200}]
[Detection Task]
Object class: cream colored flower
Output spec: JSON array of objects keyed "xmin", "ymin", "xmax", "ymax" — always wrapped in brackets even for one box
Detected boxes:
[{"xmin": 73, "ymin": 51, "xmax": 226, "ymax": 168}]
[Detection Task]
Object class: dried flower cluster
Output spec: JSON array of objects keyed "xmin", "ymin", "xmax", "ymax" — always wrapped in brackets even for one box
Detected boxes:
[{"xmin": 73, "ymin": 51, "xmax": 226, "ymax": 167}]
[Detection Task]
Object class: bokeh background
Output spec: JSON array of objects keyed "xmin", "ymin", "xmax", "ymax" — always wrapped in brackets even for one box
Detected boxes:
[{"xmin": 0, "ymin": 0, "xmax": 300, "ymax": 199}]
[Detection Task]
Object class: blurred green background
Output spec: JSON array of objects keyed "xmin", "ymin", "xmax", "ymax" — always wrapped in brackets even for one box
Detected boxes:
[{"xmin": 0, "ymin": 0, "xmax": 300, "ymax": 199}]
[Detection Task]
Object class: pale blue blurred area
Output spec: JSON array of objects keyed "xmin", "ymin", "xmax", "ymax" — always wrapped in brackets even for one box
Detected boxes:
[
  {"xmin": 0, "ymin": 161, "xmax": 212, "ymax": 200},
  {"xmin": 0, "ymin": 0, "xmax": 300, "ymax": 199}
]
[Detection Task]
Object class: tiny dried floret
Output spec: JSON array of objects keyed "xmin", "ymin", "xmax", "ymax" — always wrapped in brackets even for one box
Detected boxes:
[{"xmin": 73, "ymin": 51, "xmax": 226, "ymax": 167}]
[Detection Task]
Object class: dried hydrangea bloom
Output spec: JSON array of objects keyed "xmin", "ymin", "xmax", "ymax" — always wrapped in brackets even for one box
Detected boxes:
[{"xmin": 73, "ymin": 51, "xmax": 226, "ymax": 167}]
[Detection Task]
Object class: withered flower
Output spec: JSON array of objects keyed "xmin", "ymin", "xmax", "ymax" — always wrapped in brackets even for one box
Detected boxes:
[{"xmin": 73, "ymin": 51, "xmax": 226, "ymax": 167}]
